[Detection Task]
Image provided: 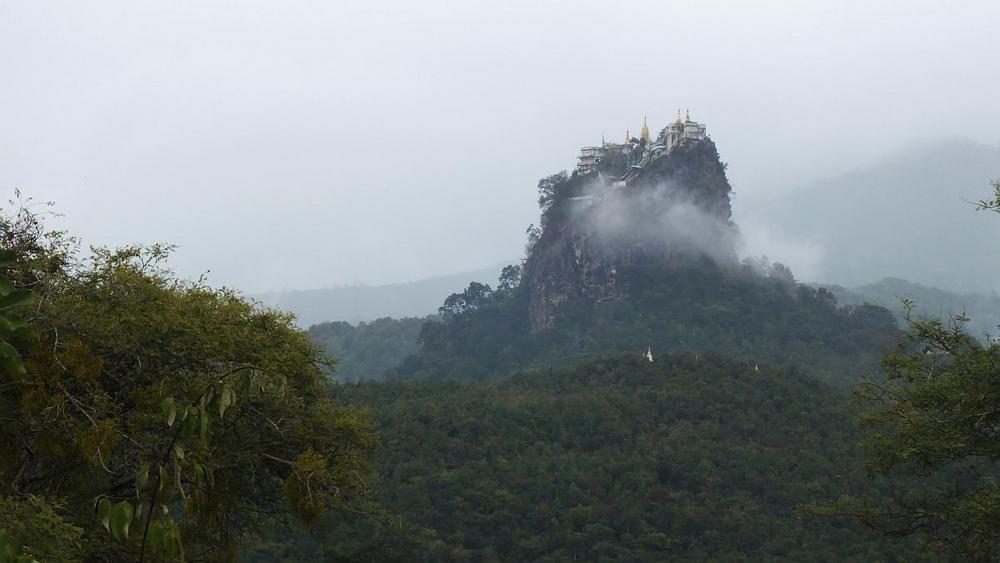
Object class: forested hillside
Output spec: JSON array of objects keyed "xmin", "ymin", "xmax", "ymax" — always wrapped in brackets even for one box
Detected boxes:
[
  {"xmin": 306, "ymin": 274, "xmax": 999, "ymax": 382},
  {"xmin": 394, "ymin": 259, "xmax": 898, "ymax": 388},
  {"xmin": 309, "ymin": 317, "xmax": 426, "ymax": 381},
  {"xmin": 248, "ymin": 354, "xmax": 911, "ymax": 561},
  {"xmin": 374, "ymin": 134, "xmax": 901, "ymax": 388}
]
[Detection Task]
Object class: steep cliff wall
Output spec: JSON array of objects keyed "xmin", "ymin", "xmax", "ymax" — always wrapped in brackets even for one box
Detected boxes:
[{"xmin": 523, "ymin": 139, "xmax": 737, "ymax": 329}]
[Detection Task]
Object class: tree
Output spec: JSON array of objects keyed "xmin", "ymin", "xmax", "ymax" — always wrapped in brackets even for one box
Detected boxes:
[
  {"xmin": 846, "ymin": 304, "xmax": 1000, "ymax": 559},
  {"xmin": 496, "ymin": 264, "xmax": 522, "ymax": 295},
  {"xmin": 438, "ymin": 282, "xmax": 493, "ymax": 322},
  {"xmin": 536, "ymin": 171, "xmax": 567, "ymax": 214},
  {"xmin": 842, "ymin": 182, "xmax": 1000, "ymax": 560},
  {"xmin": 977, "ymin": 178, "xmax": 1000, "ymax": 213},
  {"xmin": 524, "ymin": 224, "xmax": 542, "ymax": 255},
  {"xmin": 0, "ymin": 205, "xmax": 378, "ymax": 561},
  {"xmin": 0, "ymin": 247, "xmax": 60, "ymax": 563}
]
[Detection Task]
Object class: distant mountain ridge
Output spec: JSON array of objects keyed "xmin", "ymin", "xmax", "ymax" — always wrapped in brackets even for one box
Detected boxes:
[
  {"xmin": 253, "ymin": 264, "xmax": 507, "ymax": 327},
  {"xmin": 826, "ymin": 277, "xmax": 1000, "ymax": 338},
  {"xmin": 742, "ymin": 139, "xmax": 1000, "ymax": 293}
]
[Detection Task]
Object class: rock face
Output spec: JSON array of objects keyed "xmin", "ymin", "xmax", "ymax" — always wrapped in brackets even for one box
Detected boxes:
[{"xmin": 523, "ymin": 138, "xmax": 737, "ymax": 329}]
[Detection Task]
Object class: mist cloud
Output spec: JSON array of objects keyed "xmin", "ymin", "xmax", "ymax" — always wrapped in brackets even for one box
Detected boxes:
[{"xmin": 570, "ymin": 179, "xmax": 740, "ymax": 266}]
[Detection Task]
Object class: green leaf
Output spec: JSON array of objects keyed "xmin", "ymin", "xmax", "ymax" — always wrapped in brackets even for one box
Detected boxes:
[
  {"xmin": 1, "ymin": 317, "xmax": 32, "ymax": 337},
  {"xmin": 158, "ymin": 465, "xmax": 169, "ymax": 494},
  {"xmin": 218, "ymin": 384, "xmax": 233, "ymax": 419},
  {"xmin": 164, "ymin": 519, "xmax": 181, "ymax": 558},
  {"xmin": 199, "ymin": 402, "xmax": 209, "ymax": 444},
  {"xmin": 96, "ymin": 498, "xmax": 112, "ymax": 532},
  {"xmin": 146, "ymin": 520, "xmax": 164, "ymax": 554},
  {"xmin": 180, "ymin": 406, "xmax": 198, "ymax": 439},
  {"xmin": 0, "ymin": 291, "xmax": 32, "ymax": 313},
  {"xmin": 0, "ymin": 342, "xmax": 26, "ymax": 378},
  {"xmin": 162, "ymin": 397, "xmax": 176, "ymax": 428},
  {"xmin": 0, "ymin": 341, "xmax": 18, "ymax": 360},
  {"xmin": 173, "ymin": 444, "xmax": 184, "ymax": 461},
  {"xmin": 109, "ymin": 501, "xmax": 134, "ymax": 540},
  {"xmin": 175, "ymin": 463, "xmax": 186, "ymax": 500},
  {"xmin": 136, "ymin": 462, "xmax": 150, "ymax": 496},
  {"xmin": 120, "ymin": 502, "xmax": 134, "ymax": 539},
  {"xmin": 193, "ymin": 463, "xmax": 205, "ymax": 488}
]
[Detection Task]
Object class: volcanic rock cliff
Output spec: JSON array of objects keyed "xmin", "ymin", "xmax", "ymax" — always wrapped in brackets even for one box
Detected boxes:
[{"xmin": 523, "ymin": 138, "xmax": 737, "ymax": 329}]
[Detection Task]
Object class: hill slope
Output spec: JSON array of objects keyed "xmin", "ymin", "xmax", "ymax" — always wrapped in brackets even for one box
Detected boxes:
[
  {"xmin": 387, "ymin": 135, "xmax": 899, "ymax": 387},
  {"xmin": 396, "ymin": 260, "xmax": 897, "ymax": 387},
  {"xmin": 325, "ymin": 354, "xmax": 908, "ymax": 561}
]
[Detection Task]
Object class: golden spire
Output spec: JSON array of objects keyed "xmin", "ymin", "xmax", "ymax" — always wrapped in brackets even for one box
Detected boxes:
[
  {"xmin": 625, "ymin": 129, "xmax": 632, "ymax": 145},
  {"xmin": 675, "ymin": 109, "xmax": 682, "ymax": 124},
  {"xmin": 685, "ymin": 109, "xmax": 691, "ymax": 121},
  {"xmin": 640, "ymin": 116, "xmax": 650, "ymax": 143}
]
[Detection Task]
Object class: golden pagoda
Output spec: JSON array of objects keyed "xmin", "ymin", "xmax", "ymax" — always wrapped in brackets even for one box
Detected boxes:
[{"xmin": 640, "ymin": 116, "xmax": 650, "ymax": 143}]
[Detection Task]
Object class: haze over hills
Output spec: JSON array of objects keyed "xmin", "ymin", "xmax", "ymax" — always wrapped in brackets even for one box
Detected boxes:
[
  {"xmin": 355, "ymin": 119, "xmax": 902, "ymax": 388},
  {"xmin": 738, "ymin": 139, "xmax": 1000, "ymax": 293},
  {"xmin": 253, "ymin": 264, "xmax": 506, "ymax": 327},
  {"xmin": 260, "ymin": 140, "xmax": 999, "ymax": 332},
  {"xmin": 826, "ymin": 277, "xmax": 1000, "ymax": 338},
  {"xmin": 259, "ymin": 120, "xmax": 988, "ymax": 559}
]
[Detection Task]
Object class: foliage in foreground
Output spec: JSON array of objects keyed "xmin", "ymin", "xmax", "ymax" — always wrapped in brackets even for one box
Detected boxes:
[
  {"xmin": 825, "ymin": 179, "xmax": 1000, "ymax": 561},
  {"xmin": 832, "ymin": 304, "xmax": 1000, "ymax": 561},
  {"xmin": 0, "ymin": 205, "xmax": 377, "ymax": 562}
]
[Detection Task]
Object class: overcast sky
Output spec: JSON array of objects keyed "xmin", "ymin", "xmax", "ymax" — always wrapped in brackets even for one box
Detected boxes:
[{"xmin": 2, "ymin": 0, "xmax": 998, "ymax": 293}]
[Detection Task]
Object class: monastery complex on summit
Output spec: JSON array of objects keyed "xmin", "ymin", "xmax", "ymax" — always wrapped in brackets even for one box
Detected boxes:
[{"xmin": 575, "ymin": 110, "xmax": 708, "ymax": 178}]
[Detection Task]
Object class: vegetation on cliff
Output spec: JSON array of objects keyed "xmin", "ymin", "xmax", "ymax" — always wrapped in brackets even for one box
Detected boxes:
[
  {"xmin": 527, "ymin": 140, "xmax": 738, "ymax": 329},
  {"xmin": 392, "ymin": 258, "xmax": 897, "ymax": 388},
  {"xmin": 374, "ymin": 139, "xmax": 897, "ymax": 388}
]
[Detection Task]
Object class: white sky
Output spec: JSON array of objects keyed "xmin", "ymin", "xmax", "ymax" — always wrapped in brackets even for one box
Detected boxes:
[{"xmin": 2, "ymin": 0, "xmax": 998, "ymax": 292}]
